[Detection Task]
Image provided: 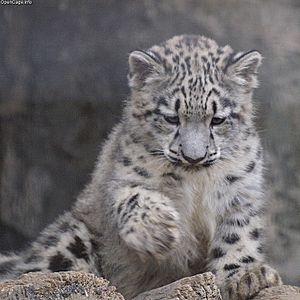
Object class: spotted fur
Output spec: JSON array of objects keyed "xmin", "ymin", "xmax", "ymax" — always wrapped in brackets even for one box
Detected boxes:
[{"xmin": 0, "ymin": 35, "xmax": 282, "ymax": 299}]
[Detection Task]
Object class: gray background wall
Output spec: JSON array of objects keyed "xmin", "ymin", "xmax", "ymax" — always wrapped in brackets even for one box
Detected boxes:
[{"xmin": 0, "ymin": 0, "xmax": 299, "ymax": 286}]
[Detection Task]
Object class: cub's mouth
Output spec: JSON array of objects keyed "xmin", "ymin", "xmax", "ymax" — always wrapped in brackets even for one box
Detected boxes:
[
  {"xmin": 164, "ymin": 146, "xmax": 221, "ymax": 169},
  {"xmin": 165, "ymin": 153, "xmax": 218, "ymax": 170}
]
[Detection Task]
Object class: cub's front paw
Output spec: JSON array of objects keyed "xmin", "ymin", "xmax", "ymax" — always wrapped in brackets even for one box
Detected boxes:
[
  {"xmin": 119, "ymin": 195, "xmax": 180, "ymax": 260},
  {"xmin": 221, "ymin": 264, "xmax": 282, "ymax": 300}
]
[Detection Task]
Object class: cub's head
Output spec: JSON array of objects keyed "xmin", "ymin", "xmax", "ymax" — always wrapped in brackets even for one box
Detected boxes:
[{"xmin": 127, "ymin": 35, "xmax": 262, "ymax": 169}]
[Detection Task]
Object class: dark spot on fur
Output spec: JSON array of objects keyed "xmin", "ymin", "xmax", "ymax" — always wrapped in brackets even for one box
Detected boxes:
[
  {"xmin": 157, "ymin": 96, "xmax": 168, "ymax": 107},
  {"xmin": 117, "ymin": 202, "xmax": 124, "ymax": 215},
  {"xmin": 120, "ymin": 212, "xmax": 133, "ymax": 226},
  {"xmin": 175, "ymin": 99, "xmax": 180, "ymax": 112},
  {"xmin": 212, "ymin": 247, "xmax": 226, "ymax": 259},
  {"xmin": 221, "ymin": 98, "xmax": 232, "ymax": 108},
  {"xmin": 212, "ymin": 101, "xmax": 217, "ymax": 114},
  {"xmin": 201, "ymin": 56, "xmax": 208, "ymax": 63},
  {"xmin": 226, "ymin": 175, "xmax": 241, "ymax": 184},
  {"xmin": 72, "ymin": 224, "xmax": 79, "ymax": 230},
  {"xmin": 127, "ymin": 193, "xmax": 139, "ymax": 211},
  {"xmin": 181, "ymin": 86, "xmax": 186, "ymax": 98},
  {"xmin": 226, "ymin": 218, "xmax": 250, "ymax": 227},
  {"xmin": 245, "ymin": 161, "xmax": 256, "ymax": 173},
  {"xmin": 122, "ymin": 156, "xmax": 132, "ymax": 166},
  {"xmin": 250, "ymin": 228, "xmax": 261, "ymax": 240},
  {"xmin": 227, "ymin": 269, "xmax": 239, "ymax": 278},
  {"xmin": 166, "ymin": 233, "xmax": 175, "ymax": 245},
  {"xmin": 230, "ymin": 112, "xmax": 240, "ymax": 120},
  {"xmin": 240, "ymin": 256, "xmax": 255, "ymax": 263},
  {"xmin": 161, "ymin": 172, "xmax": 182, "ymax": 181},
  {"xmin": 230, "ymin": 196, "xmax": 241, "ymax": 207},
  {"xmin": 130, "ymin": 183, "xmax": 139, "ymax": 188},
  {"xmin": 24, "ymin": 253, "xmax": 42, "ymax": 264},
  {"xmin": 249, "ymin": 208, "xmax": 262, "ymax": 217},
  {"xmin": 125, "ymin": 227, "xmax": 135, "ymax": 235},
  {"xmin": 48, "ymin": 252, "xmax": 73, "ymax": 272},
  {"xmin": 67, "ymin": 236, "xmax": 90, "ymax": 262},
  {"xmin": 128, "ymin": 194, "xmax": 139, "ymax": 204},
  {"xmin": 184, "ymin": 57, "xmax": 191, "ymax": 75},
  {"xmin": 224, "ymin": 263, "xmax": 240, "ymax": 271},
  {"xmin": 60, "ymin": 222, "xmax": 71, "ymax": 232},
  {"xmin": 133, "ymin": 166, "xmax": 151, "ymax": 178},
  {"xmin": 256, "ymin": 148, "xmax": 262, "ymax": 159},
  {"xmin": 212, "ymin": 88, "xmax": 220, "ymax": 97},
  {"xmin": 223, "ymin": 233, "xmax": 240, "ymax": 244},
  {"xmin": 44, "ymin": 235, "xmax": 59, "ymax": 247},
  {"xmin": 164, "ymin": 48, "xmax": 172, "ymax": 56},
  {"xmin": 129, "ymin": 134, "xmax": 140, "ymax": 144},
  {"xmin": 152, "ymin": 107, "xmax": 162, "ymax": 116},
  {"xmin": 132, "ymin": 113, "xmax": 143, "ymax": 120},
  {"xmin": 257, "ymin": 245, "xmax": 264, "ymax": 253},
  {"xmin": 90, "ymin": 239, "xmax": 100, "ymax": 251}
]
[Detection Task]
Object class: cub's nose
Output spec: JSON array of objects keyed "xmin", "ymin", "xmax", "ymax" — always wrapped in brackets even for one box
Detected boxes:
[{"xmin": 181, "ymin": 151, "xmax": 206, "ymax": 165}]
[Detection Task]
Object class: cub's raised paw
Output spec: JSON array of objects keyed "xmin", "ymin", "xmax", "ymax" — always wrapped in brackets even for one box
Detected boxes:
[
  {"xmin": 119, "ymin": 197, "xmax": 180, "ymax": 260},
  {"xmin": 222, "ymin": 264, "xmax": 282, "ymax": 300}
]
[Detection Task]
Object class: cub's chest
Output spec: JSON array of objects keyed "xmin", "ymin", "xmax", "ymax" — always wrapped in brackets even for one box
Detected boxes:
[
  {"xmin": 189, "ymin": 182, "xmax": 216, "ymax": 239},
  {"xmin": 174, "ymin": 176, "xmax": 218, "ymax": 268},
  {"xmin": 159, "ymin": 170, "xmax": 220, "ymax": 236},
  {"xmin": 179, "ymin": 174, "xmax": 219, "ymax": 244}
]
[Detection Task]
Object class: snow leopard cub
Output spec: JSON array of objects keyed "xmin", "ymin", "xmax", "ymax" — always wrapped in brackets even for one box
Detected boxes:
[{"xmin": 0, "ymin": 35, "xmax": 282, "ymax": 299}]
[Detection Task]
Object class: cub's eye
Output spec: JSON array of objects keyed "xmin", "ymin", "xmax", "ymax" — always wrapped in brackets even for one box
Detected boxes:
[
  {"xmin": 164, "ymin": 115, "xmax": 180, "ymax": 125},
  {"xmin": 211, "ymin": 117, "xmax": 226, "ymax": 126}
]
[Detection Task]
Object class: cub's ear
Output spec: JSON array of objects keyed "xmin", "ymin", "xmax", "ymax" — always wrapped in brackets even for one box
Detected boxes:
[
  {"xmin": 128, "ymin": 50, "xmax": 163, "ymax": 89},
  {"xmin": 225, "ymin": 50, "xmax": 263, "ymax": 90}
]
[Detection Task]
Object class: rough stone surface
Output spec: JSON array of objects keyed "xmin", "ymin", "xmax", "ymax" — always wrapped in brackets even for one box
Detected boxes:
[
  {"xmin": 254, "ymin": 285, "xmax": 300, "ymax": 300},
  {"xmin": 0, "ymin": 0, "xmax": 299, "ymax": 287},
  {"xmin": 0, "ymin": 271, "xmax": 299, "ymax": 300},
  {"xmin": 0, "ymin": 271, "xmax": 124, "ymax": 300},
  {"xmin": 132, "ymin": 272, "xmax": 221, "ymax": 300}
]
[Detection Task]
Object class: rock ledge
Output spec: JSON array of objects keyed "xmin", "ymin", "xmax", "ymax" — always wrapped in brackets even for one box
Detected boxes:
[{"xmin": 0, "ymin": 271, "xmax": 299, "ymax": 300}]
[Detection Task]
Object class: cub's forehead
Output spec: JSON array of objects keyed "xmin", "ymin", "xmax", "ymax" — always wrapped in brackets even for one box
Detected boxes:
[{"xmin": 149, "ymin": 35, "xmax": 233, "ymax": 73}]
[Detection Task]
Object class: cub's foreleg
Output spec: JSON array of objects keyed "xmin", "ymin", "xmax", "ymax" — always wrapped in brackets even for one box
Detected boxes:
[
  {"xmin": 114, "ymin": 185, "xmax": 180, "ymax": 260},
  {"xmin": 209, "ymin": 200, "xmax": 282, "ymax": 300}
]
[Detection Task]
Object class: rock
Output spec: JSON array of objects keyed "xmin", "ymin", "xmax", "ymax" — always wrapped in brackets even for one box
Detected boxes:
[
  {"xmin": 132, "ymin": 272, "xmax": 221, "ymax": 300},
  {"xmin": 253, "ymin": 285, "xmax": 300, "ymax": 300},
  {"xmin": 0, "ymin": 271, "xmax": 299, "ymax": 300},
  {"xmin": 0, "ymin": 271, "xmax": 124, "ymax": 300}
]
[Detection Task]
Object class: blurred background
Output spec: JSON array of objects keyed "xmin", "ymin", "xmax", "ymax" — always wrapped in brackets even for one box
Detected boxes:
[{"xmin": 0, "ymin": 0, "xmax": 299, "ymax": 286}]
